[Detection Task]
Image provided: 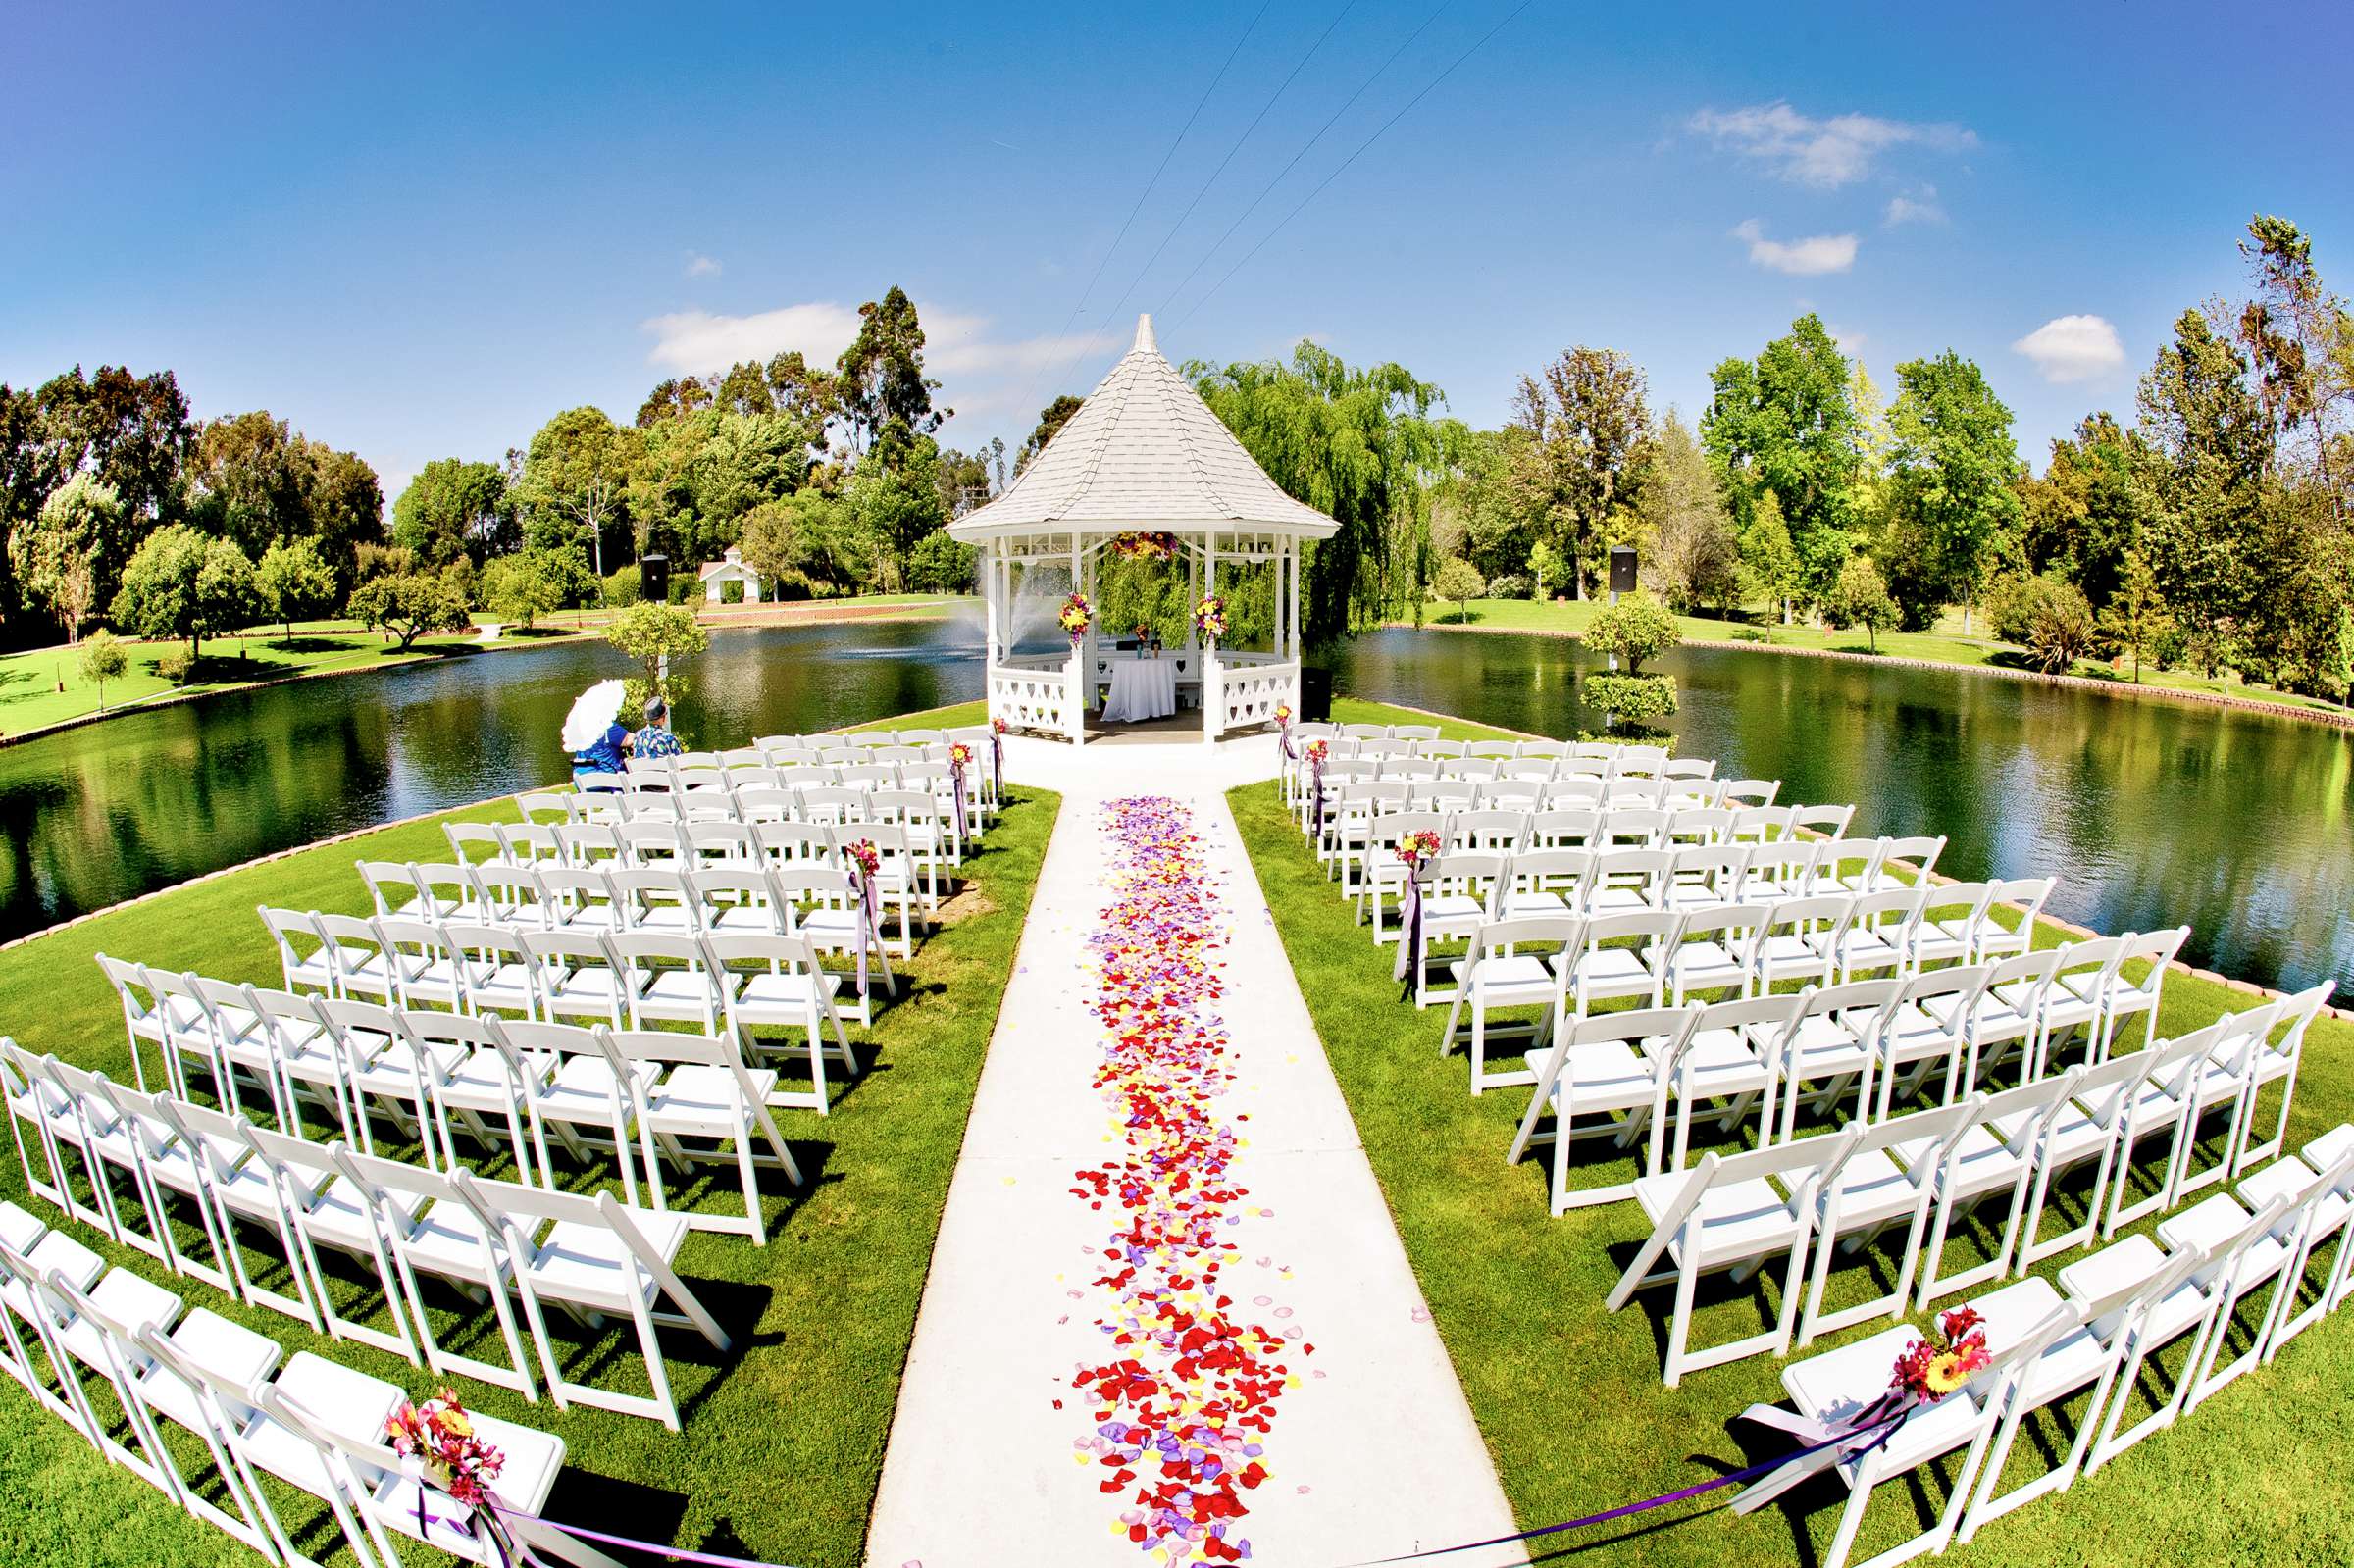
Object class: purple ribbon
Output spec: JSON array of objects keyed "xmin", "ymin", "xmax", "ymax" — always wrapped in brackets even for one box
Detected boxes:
[
  {"xmin": 1349, "ymin": 1398, "xmax": 1910, "ymax": 1564},
  {"xmin": 486, "ymin": 1498, "xmax": 799, "ymax": 1568},
  {"xmin": 1393, "ymin": 861, "xmax": 1426, "ymax": 986},
  {"xmin": 989, "ymin": 730, "xmax": 1003, "ymax": 796},
  {"xmin": 1278, "ymin": 714, "xmax": 1295, "ymax": 762},
  {"xmin": 1308, "ymin": 752, "xmax": 1327, "ymax": 843},
  {"xmin": 948, "ymin": 754, "xmax": 970, "ymax": 846},
  {"xmin": 852, "ymin": 864, "xmax": 880, "ymax": 998}
]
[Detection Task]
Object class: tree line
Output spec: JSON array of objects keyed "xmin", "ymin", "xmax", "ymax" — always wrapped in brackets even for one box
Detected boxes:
[{"xmin": 0, "ymin": 286, "xmax": 1003, "ymax": 665}]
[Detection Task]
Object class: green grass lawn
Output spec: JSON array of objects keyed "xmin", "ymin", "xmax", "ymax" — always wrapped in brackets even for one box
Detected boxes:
[
  {"xmin": 0, "ymin": 781, "xmax": 1058, "ymax": 1568},
  {"xmin": 1229, "ymin": 779, "xmax": 2354, "ymax": 1566},
  {"xmin": 1420, "ymin": 597, "xmax": 2353, "ymax": 717},
  {"xmin": 0, "ymin": 596, "xmax": 976, "ymax": 739}
]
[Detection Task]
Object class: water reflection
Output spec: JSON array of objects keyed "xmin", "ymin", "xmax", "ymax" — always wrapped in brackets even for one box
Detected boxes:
[
  {"xmin": 6, "ymin": 618, "xmax": 2350, "ymax": 997},
  {"xmin": 0, "ymin": 622, "xmax": 986, "ymax": 939},
  {"xmin": 1317, "ymin": 630, "xmax": 2354, "ymax": 996}
]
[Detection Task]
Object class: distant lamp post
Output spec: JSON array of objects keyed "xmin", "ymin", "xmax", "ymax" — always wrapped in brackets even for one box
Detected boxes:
[{"xmin": 1607, "ymin": 546, "xmax": 1638, "ymax": 669}]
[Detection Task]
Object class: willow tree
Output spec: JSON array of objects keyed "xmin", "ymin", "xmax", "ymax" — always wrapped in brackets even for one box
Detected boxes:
[{"xmin": 1189, "ymin": 343, "xmax": 1467, "ymax": 643}]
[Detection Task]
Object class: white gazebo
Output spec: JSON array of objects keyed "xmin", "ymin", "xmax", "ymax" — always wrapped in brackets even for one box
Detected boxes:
[{"xmin": 950, "ymin": 314, "xmax": 1335, "ymax": 745}]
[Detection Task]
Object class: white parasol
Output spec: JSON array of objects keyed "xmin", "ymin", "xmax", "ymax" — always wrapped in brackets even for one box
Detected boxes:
[{"xmin": 561, "ymin": 680, "xmax": 628, "ymax": 755}]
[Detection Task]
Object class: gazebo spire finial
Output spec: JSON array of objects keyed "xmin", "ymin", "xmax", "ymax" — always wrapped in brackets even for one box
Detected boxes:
[{"xmin": 1134, "ymin": 313, "xmax": 1156, "ymax": 354}]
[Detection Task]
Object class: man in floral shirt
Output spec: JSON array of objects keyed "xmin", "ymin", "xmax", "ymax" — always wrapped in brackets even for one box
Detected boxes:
[{"xmin": 636, "ymin": 695, "xmax": 685, "ymax": 760}]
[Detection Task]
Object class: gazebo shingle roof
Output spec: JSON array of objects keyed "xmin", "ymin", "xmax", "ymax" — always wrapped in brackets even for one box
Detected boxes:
[{"xmin": 947, "ymin": 315, "xmax": 1337, "ymax": 542}]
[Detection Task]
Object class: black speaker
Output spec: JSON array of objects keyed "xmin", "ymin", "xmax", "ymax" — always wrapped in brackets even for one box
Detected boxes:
[
  {"xmin": 1608, "ymin": 546, "xmax": 1639, "ymax": 594},
  {"xmin": 1300, "ymin": 667, "xmax": 1334, "ymax": 722},
  {"xmin": 640, "ymin": 554, "xmax": 670, "ymax": 603}
]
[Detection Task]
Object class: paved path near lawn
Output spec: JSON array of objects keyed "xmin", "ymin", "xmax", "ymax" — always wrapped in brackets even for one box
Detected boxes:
[{"xmin": 866, "ymin": 734, "xmax": 1521, "ymax": 1567}]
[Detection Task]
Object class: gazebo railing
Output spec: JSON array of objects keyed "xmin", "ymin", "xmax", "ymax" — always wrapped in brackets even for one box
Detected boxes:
[
  {"xmin": 1205, "ymin": 654, "xmax": 1299, "ymax": 738},
  {"xmin": 990, "ymin": 659, "xmax": 1082, "ymax": 742}
]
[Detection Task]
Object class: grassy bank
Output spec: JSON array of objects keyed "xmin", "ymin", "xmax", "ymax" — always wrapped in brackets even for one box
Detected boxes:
[
  {"xmin": 0, "ymin": 780, "xmax": 1057, "ymax": 1568},
  {"xmin": 1230, "ymin": 780, "xmax": 2354, "ymax": 1566},
  {"xmin": 1413, "ymin": 597, "xmax": 2352, "ymax": 719},
  {"xmin": 0, "ymin": 594, "xmax": 972, "ymax": 739}
]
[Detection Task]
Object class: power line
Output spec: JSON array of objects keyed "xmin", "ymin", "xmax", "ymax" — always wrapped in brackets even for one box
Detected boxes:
[
  {"xmin": 1172, "ymin": 0, "xmax": 1532, "ymax": 331},
  {"xmin": 1154, "ymin": 2, "xmax": 1450, "ymax": 324},
  {"xmin": 1064, "ymin": 1, "xmax": 1358, "ymax": 373},
  {"xmin": 1006, "ymin": 2, "xmax": 1270, "ymax": 432}
]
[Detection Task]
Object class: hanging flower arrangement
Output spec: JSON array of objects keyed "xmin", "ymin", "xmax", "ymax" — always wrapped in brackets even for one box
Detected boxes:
[
  {"xmin": 1110, "ymin": 531, "xmax": 1179, "ymax": 562},
  {"xmin": 842, "ymin": 837, "xmax": 882, "ymax": 881},
  {"xmin": 1890, "ymin": 1307, "xmax": 1990, "ymax": 1398},
  {"xmin": 1396, "ymin": 829, "xmax": 1443, "ymax": 868},
  {"xmin": 384, "ymin": 1389, "xmax": 505, "ymax": 1508},
  {"xmin": 1058, "ymin": 592, "xmax": 1092, "ymax": 644},
  {"xmin": 1194, "ymin": 594, "xmax": 1228, "ymax": 640}
]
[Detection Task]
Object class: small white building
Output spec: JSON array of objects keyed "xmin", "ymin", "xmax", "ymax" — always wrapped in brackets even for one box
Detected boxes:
[{"xmin": 698, "ymin": 546, "xmax": 766, "ymax": 603}]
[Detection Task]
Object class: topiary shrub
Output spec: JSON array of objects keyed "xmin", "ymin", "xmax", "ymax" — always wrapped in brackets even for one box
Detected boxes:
[
  {"xmin": 1487, "ymin": 573, "xmax": 1530, "ymax": 600},
  {"xmin": 1584, "ymin": 589, "xmax": 1681, "ymax": 673},
  {"xmin": 1584, "ymin": 671, "xmax": 1678, "ymax": 730},
  {"xmin": 154, "ymin": 647, "xmax": 193, "ymax": 684}
]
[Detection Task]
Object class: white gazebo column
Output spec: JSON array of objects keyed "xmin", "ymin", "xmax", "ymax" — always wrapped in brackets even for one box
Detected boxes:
[
  {"xmin": 1289, "ymin": 537, "xmax": 1302, "ymax": 660},
  {"xmin": 1066, "ymin": 531, "xmax": 1086, "ymax": 746},
  {"xmin": 1202, "ymin": 529, "xmax": 1220, "ymax": 743}
]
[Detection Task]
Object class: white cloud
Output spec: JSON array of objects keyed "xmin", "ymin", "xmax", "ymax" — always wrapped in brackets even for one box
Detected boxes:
[
  {"xmin": 640, "ymin": 299, "xmax": 1120, "ymax": 380},
  {"xmin": 640, "ymin": 302, "xmax": 865, "ymax": 373},
  {"xmin": 2012, "ymin": 315, "xmax": 2126, "ymax": 384},
  {"xmin": 1688, "ymin": 101, "xmax": 1975, "ymax": 188},
  {"xmin": 684, "ymin": 251, "xmax": 722, "ymax": 278},
  {"xmin": 1884, "ymin": 186, "xmax": 1946, "ymax": 226},
  {"xmin": 1732, "ymin": 220, "xmax": 1858, "ymax": 277},
  {"xmin": 1828, "ymin": 323, "xmax": 1868, "ymax": 356}
]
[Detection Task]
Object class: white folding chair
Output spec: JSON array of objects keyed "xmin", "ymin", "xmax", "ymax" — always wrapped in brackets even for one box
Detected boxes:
[
  {"xmin": 1607, "ymin": 1129, "xmax": 1858, "ymax": 1386},
  {"xmin": 1797, "ymin": 1099, "xmax": 1981, "ymax": 1344},
  {"xmin": 606, "ymin": 1026, "xmax": 800, "ymax": 1241},
  {"xmin": 458, "ymin": 1170, "xmax": 729, "ymax": 1431},
  {"xmin": 705, "ymin": 932, "xmax": 857, "ymax": 1116},
  {"xmin": 1912, "ymin": 1072, "xmax": 2079, "ymax": 1308},
  {"xmin": 1438, "ymin": 916, "xmax": 1579, "ymax": 1095},
  {"xmin": 2230, "ymin": 983, "xmax": 2336, "ymax": 1177},
  {"xmin": 1508, "ymin": 1005, "xmax": 1699, "ymax": 1212}
]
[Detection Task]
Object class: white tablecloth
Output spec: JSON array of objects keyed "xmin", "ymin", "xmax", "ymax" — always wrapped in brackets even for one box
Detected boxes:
[{"xmin": 1101, "ymin": 657, "xmax": 1178, "ymax": 723}]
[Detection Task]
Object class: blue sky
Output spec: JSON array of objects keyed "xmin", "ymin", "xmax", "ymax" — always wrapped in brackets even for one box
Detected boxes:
[{"xmin": 6, "ymin": 1, "xmax": 2348, "ymax": 505}]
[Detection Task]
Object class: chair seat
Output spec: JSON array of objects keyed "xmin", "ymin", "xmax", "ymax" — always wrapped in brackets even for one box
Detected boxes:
[
  {"xmin": 1895, "ymin": 1125, "xmax": 2026, "ymax": 1200},
  {"xmin": 540, "ymin": 1057, "xmax": 657, "ymax": 1121},
  {"xmin": 520, "ymin": 1210, "xmax": 691, "ymax": 1310},
  {"xmin": 1671, "ymin": 941, "xmax": 1749, "ymax": 989},
  {"xmin": 241, "ymin": 1352, "xmax": 403, "ymax": 1493},
  {"xmin": 643, "ymin": 1064, "xmax": 780, "ymax": 1133},
  {"xmin": 0, "ymin": 1201, "xmax": 47, "ymax": 1252},
  {"xmin": 1815, "ymin": 1148, "xmax": 1923, "ymax": 1231},
  {"xmin": 1450, "ymin": 953, "xmax": 1556, "ymax": 1002},
  {"xmin": 441, "ymin": 1050, "xmax": 556, "ymax": 1112},
  {"xmin": 1522, "ymin": 1040, "xmax": 1656, "ymax": 1112},
  {"xmin": 1633, "ymin": 1172, "xmax": 1803, "ymax": 1266},
  {"xmin": 134, "ymin": 1307, "xmax": 282, "ymax": 1431},
  {"xmin": 372, "ymin": 1411, "xmax": 567, "ymax": 1531},
  {"xmin": 398, "ymin": 1201, "xmax": 507, "ymax": 1285},
  {"xmin": 308, "ymin": 1178, "xmax": 425, "ymax": 1251},
  {"xmin": 727, "ymin": 970, "xmax": 842, "ymax": 1014},
  {"xmin": 61, "ymin": 1269, "xmax": 184, "ymax": 1367},
  {"xmin": 351, "ymin": 1042, "xmax": 470, "ymax": 1098},
  {"xmin": 1671, "ymin": 1030, "xmax": 1772, "ymax": 1097},
  {"xmin": 1967, "ymin": 1275, "xmax": 2071, "ymax": 1355}
]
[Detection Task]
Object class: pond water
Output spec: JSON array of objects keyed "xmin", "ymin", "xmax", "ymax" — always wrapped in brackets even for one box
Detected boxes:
[
  {"xmin": 3, "ymin": 617, "xmax": 2349, "ymax": 999},
  {"xmin": 1317, "ymin": 628, "xmax": 2354, "ymax": 998}
]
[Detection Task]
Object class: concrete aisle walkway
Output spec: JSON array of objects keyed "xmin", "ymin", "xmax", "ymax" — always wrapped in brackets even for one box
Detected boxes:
[{"xmin": 867, "ymin": 737, "xmax": 1522, "ymax": 1567}]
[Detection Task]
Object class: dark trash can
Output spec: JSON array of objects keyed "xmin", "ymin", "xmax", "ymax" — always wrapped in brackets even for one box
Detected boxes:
[{"xmin": 1300, "ymin": 666, "xmax": 1334, "ymax": 723}]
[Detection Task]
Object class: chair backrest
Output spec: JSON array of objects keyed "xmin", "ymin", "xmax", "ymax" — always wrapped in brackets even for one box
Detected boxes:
[
  {"xmin": 1529, "ymin": 807, "xmax": 1599, "ymax": 848},
  {"xmin": 443, "ymin": 822, "xmax": 504, "ymax": 866},
  {"xmin": 94, "ymin": 952, "xmax": 161, "ymax": 1029},
  {"xmin": 1568, "ymin": 1002, "xmax": 1701, "ymax": 1055},
  {"xmin": 516, "ymin": 792, "xmax": 571, "ymax": 825},
  {"xmin": 1791, "ymin": 803, "xmax": 1854, "ymax": 838},
  {"xmin": 700, "ymin": 929, "xmax": 828, "ymax": 972},
  {"xmin": 1465, "ymin": 914, "xmax": 1587, "ymax": 959},
  {"xmin": 484, "ymin": 1013, "xmax": 602, "ymax": 1063},
  {"xmin": 1798, "ymin": 977, "xmax": 1902, "ymax": 1033},
  {"xmin": 554, "ymin": 823, "xmax": 622, "ymax": 866},
  {"xmin": 1720, "ymin": 779, "xmax": 1781, "ymax": 810},
  {"xmin": 2109, "ymin": 926, "xmax": 2190, "ymax": 1003},
  {"xmin": 518, "ymin": 926, "xmax": 620, "ymax": 970},
  {"xmin": 355, "ymin": 859, "xmax": 422, "ymax": 916},
  {"xmin": 1584, "ymin": 908, "xmax": 1684, "ymax": 948},
  {"xmin": 617, "ymin": 822, "xmax": 688, "ymax": 866},
  {"xmin": 1450, "ymin": 809, "xmax": 1529, "ymax": 852},
  {"xmin": 1878, "ymin": 835, "xmax": 1946, "ymax": 881}
]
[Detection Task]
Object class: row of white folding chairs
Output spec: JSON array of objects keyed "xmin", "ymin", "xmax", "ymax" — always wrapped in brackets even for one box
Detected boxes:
[
  {"xmin": 628, "ymin": 739, "xmax": 956, "ymax": 776},
  {"xmin": 1744, "ymin": 1120, "xmax": 2354, "ymax": 1568},
  {"xmin": 75, "ymin": 969, "xmax": 819, "ymax": 1240},
  {"xmin": 459, "ymin": 817, "xmax": 945, "ymax": 927},
  {"xmin": 0, "ymin": 1195, "xmax": 569, "ymax": 1568},
  {"xmin": 230, "ymin": 908, "xmax": 856, "ymax": 1106},
  {"xmin": 1290, "ymin": 723, "xmax": 1669, "ymax": 764},
  {"xmin": 359, "ymin": 850, "xmax": 917, "ymax": 969},
  {"xmin": 1355, "ymin": 830, "xmax": 1919, "ymax": 940},
  {"xmin": 1, "ymin": 1052, "xmax": 734, "ymax": 1429},
  {"xmin": 1450, "ymin": 923, "xmax": 2187, "ymax": 1120},
  {"xmin": 1327, "ymin": 800, "xmax": 1836, "ymax": 899},
  {"xmin": 1299, "ymin": 764, "xmax": 1754, "ymax": 822},
  {"xmin": 1389, "ymin": 856, "xmax": 2024, "ymax": 1007},
  {"xmin": 1506, "ymin": 960, "xmax": 2318, "ymax": 1218},
  {"xmin": 1595, "ymin": 996, "xmax": 2326, "ymax": 1386},
  {"xmin": 557, "ymin": 772, "xmax": 982, "ymax": 847}
]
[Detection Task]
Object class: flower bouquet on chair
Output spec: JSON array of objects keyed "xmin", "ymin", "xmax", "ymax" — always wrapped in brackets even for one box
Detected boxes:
[{"xmin": 385, "ymin": 1388, "xmax": 510, "ymax": 1554}]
